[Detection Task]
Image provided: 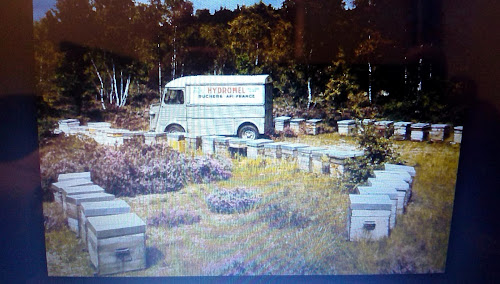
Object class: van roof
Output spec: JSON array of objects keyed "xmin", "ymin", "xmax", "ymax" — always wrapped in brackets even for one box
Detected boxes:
[{"xmin": 165, "ymin": 75, "xmax": 271, "ymax": 88}]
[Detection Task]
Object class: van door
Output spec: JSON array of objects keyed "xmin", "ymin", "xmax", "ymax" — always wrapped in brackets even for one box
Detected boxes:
[{"xmin": 159, "ymin": 88, "xmax": 186, "ymax": 132}]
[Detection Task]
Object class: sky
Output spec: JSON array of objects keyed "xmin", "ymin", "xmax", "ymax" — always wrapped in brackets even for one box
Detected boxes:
[{"xmin": 33, "ymin": 0, "xmax": 285, "ymax": 21}]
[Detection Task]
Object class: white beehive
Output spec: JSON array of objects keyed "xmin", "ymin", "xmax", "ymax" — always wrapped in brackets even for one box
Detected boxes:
[
  {"xmin": 87, "ymin": 213, "xmax": 146, "ymax": 275},
  {"xmin": 201, "ymin": 135, "xmax": 220, "ymax": 155},
  {"xmin": 410, "ymin": 123, "xmax": 431, "ymax": 141},
  {"xmin": 274, "ymin": 116, "xmax": 291, "ymax": 132},
  {"xmin": 51, "ymin": 179, "xmax": 94, "ymax": 205},
  {"xmin": 326, "ymin": 149, "xmax": 365, "ymax": 177},
  {"xmin": 368, "ymin": 178, "xmax": 411, "ymax": 212},
  {"xmin": 430, "ymin": 124, "xmax": 451, "ymax": 142},
  {"xmin": 79, "ymin": 200, "xmax": 131, "ymax": 246},
  {"xmin": 264, "ymin": 142, "xmax": 289, "ymax": 159},
  {"xmin": 65, "ymin": 192, "xmax": 115, "ymax": 234},
  {"xmin": 57, "ymin": 172, "xmax": 91, "ymax": 182},
  {"xmin": 297, "ymin": 147, "xmax": 326, "ymax": 172},
  {"xmin": 384, "ymin": 163, "xmax": 416, "ymax": 177},
  {"xmin": 214, "ymin": 136, "xmax": 232, "ymax": 157},
  {"xmin": 374, "ymin": 121, "xmax": 394, "ymax": 138},
  {"xmin": 337, "ymin": 120, "xmax": 357, "ymax": 136},
  {"xmin": 305, "ymin": 119, "xmax": 322, "ymax": 135},
  {"xmin": 348, "ymin": 194, "xmax": 392, "ymax": 241},
  {"xmin": 281, "ymin": 143, "xmax": 308, "ymax": 160},
  {"xmin": 246, "ymin": 139, "xmax": 273, "ymax": 159},
  {"xmin": 357, "ymin": 186, "xmax": 399, "ymax": 229},
  {"xmin": 453, "ymin": 126, "xmax": 463, "ymax": 143},
  {"xmin": 393, "ymin": 122, "xmax": 412, "ymax": 140},
  {"xmin": 373, "ymin": 170, "xmax": 412, "ymax": 184},
  {"xmin": 289, "ymin": 118, "xmax": 305, "ymax": 134}
]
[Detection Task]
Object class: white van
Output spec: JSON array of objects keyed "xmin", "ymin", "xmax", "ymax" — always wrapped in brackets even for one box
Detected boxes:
[{"xmin": 149, "ymin": 75, "xmax": 274, "ymax": 139}]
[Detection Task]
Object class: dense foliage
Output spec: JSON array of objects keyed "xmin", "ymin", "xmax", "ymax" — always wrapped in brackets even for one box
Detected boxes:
[
  {"xmin": 35, "ymin": 0, "xmax": 467, "ymax": 136},
  {"xmin": 39, "ymin": 135, "xmax": 232, "ymax": 199}
]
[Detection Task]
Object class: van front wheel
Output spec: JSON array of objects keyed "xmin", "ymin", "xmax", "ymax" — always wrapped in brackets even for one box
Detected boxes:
[
  {"xmin": 166, "ymin": 124, "xmax": 185, "ymax": 133},
  {"xmin": 238, "ymin": 124, "xmax": 259, "ymax": 140}
]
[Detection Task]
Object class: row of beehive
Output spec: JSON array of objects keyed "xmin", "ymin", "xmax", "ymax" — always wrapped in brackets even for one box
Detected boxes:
[
  {"xmin": 273, "ymin": 116, "xmax": 463, "ymax": 143},
  {"xmin": 348, "ymin": 164, "xmax": 416, "ymax": 241},
  {"xmin": 50, "ymin": 172, "xmax": 147, "ymax": 275}
]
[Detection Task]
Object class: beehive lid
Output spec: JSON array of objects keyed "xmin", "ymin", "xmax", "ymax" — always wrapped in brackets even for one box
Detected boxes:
[
  {"xmin": 368, "ymin": 178, "xmax": 410, "ymax": 191},
  {"xmin": 57, "ymin": 172, "xmax": 91, "ymax": 182},
  {"xmin": 61, "ymin": 184, "xmax": 105, "ymax": 196},
  {"xmin": 374, "ymin": 120, "xmax": 394, "ymax": 126},
  {"xmin": 66, "ymin": 192, "xmax": 115, "ymax": 205},
  {"xmin": 357, "ymin": 186, "xmax": 399, "ymax": 200},
  {"xmin": 311, "ymin": 149, "xmax": 330, "ymax": 158},
  {"xmin": 411, "ymin": 122, "xmax": 430, "ymax": 129},
  {"xmin": 202, "ymin": 135, "xmax": 222, "ymax": 142},
  {"xmin": 275, "ymin": 116, "xmax": 291, "ymax": 121},
  {"xmin": 51, "ymin": 179, "xmax": 94, "ymax": 191},
  {"xmin": 143, "ymin": 132, "xmax": 166, "ymax": 137},
  {"xmin": 306, "ymin": 119, "xmax": 322, "ymax": 123},
  {"xmin": 297, "ymin": 146, "xmax": 326, "ymax": 154},
  {"xmin": 351, "ymin": 210, "xmax": 391, "ymax": 217},
  {"xmin": 454, "ymin": 126, "xmax": 463, "ymax": 131},
  {"xmin": 229, "ymin": 138, "xmax": 249, "ymax": 145},
  {"xmin": 373, "ymin": 170, "xmax": 412, "ymax": 183},
  {"xmin": 59, "ymin": 118, "xmax": 80, "ymax": 125},
  {"xmin": 290, "ymin": 118, "xmax": 305, "ymax": 123},
  {"xmin": 326, "ymin": 149, "xmax": 365, "ymax": 159},
  {"xmin": 80, "ymin": 199, "xmax": 131, "ymax": 217},
  {"xmin": 214, "ymin": 136, "xmax": 232, "ymax": 143},
  {"xmin": 122, "ymin": 131, "xmax": 144, "ymax": 137},
  {"xmin": 87, "ymin": 213, "xmax": 146, "ymax": 239},
  {"xmin": 246, "ymin": 139, "xmax": 273, "ymax": 147},
  {"xmin": 167, "ymin": 132, "xmax": 185, "ymax": 139},
  {"xmin": 337, "ymin": 120, "xmax": 356, "ymax": 125},
  {"xmin": 264, "ymin": 142, "xmax": 290, "ymax": 149},
  {"xmin": 281, "ymin": 143, "xmax": 308, "ymax": 150},
  {"xmin": 87, "ymin": 122, "xmax": 111, "ymax": 128},
  {"xmin": 394, "ymin": 121, "xmax": 412, "ymax": 127},
  {"xmin": 431, "ymin": 124, "xmax": 450, "ymax": 129},
  {"xmin": 349, "ymin": 194, "xmax": 392, "ymax": 210},
  {"xmin": 384, "ymin": 163, "xmax": 416, "ymax": 176},
  {"xmin": 362, "ymin": 119, "xmax": 375, "ymax": 125}
]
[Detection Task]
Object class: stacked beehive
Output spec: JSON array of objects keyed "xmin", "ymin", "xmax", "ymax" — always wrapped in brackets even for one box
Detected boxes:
[
  {"xmin": 274, "ymin": 116, "xmax": 291, "ymax": 132},
  {"xmin": 51, "ymin": 172, "xmax": 147, "ymax": 275},
  {"xmin": 348, "ymin": 163, "xmax": 416, "ymax": 241},
  {"xmin": 305, "ymin": 119, "xmax": 322, "ymax": 135},
  {"xmin": 337, "ymin": 120, "xmax": 357, "ymax": 136},
  {"xmin": 289, "ymin": 118, "xmax": 305, "ymax": 134}
]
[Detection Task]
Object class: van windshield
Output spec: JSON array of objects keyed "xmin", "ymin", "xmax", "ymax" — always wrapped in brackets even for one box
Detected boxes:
[{"xmin": 164, "ymin": 89, "xmax": 184, "ymax": 104}]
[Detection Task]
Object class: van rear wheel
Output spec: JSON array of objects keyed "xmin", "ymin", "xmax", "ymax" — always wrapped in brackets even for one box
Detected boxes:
[
  {"xmin": 238, "ymin": 124, "xmax": 259, "ymax": 140},
  {"xmin": 166, "ymin": 124, "xmax": 185, "ymax": 133}
]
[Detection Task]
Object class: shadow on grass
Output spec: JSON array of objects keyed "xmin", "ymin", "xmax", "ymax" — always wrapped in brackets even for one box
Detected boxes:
[{"xmin": 146, "ymin": 246, "xmax": 164, "ymax": 268}]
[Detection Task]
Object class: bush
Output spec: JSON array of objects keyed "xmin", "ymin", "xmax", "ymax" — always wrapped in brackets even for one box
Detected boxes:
[
  {"xmin": 39, "ymin": 136, "xmax": 233, "ymax": 198},
  {"xmin": 258, "ymin": 203, "xmax": 310, "ymax": 229},
  {"xmin": 206, "ymin": 187, "xmax": 260, "ymax": 214},
  {"xmin": 147, "ymin": 209, "xmax": 201, "ymax": 228}
]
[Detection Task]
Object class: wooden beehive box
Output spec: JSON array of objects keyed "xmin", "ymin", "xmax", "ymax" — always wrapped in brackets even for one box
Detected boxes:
[
  {"xmin": 274, "ymin": 116, "xmax": 291, "ymax": 132},
  {"xmin": 229, "ymin": 138, "xmax": 249, "ymax": 157},
  {"xmin": 393, "ymin": 122, "xmax": 412, "ymax": 140},
  {"xmin": 384, "ymin": 163, "xmax": 416, "ymax": 177},
  {"xmin": 264, "ymin": 142, "xmax": 289, "ymax": 159},
  {"xmin": 51, "ymin": 179, "xmax": 94, "ymax": 205},
  {"xmin": 289, "ymin": 118, "xmax": 305, "ymax": 134},
  {"xmin": 305, "ymin": 119, "xmax": 322, "ymax": 135},
  {"xmin": 297, "ymin": 147, "xmax": 325, "ymax": 172},
  {"xmin": 310, "ymin": 149, "xmax": 330, "ymax": 174},
  {"xmin": 87, "ymin": 213, "xmax": 146, "ymax": 275},
  {"xmin": 429, "ymin": 124, "xmax": 451, "ymax": 142},
  {"xmin": 246, "ymin": 139, "xmax": 273, "ymax": 159},
  {"xmin": 65, "ymin": 192, "xmax": 115, "ymax": 234},
  {"xmin": 201, "ymin": 135, "xmax": 220, "ymax": 155},
  {"xmin": 61, "ymin": 184, "xmax": 106, "ymax": 214},
  {"xmin": 214, "ymin": 136, "xmax": 231, "ymax": 157},
  {"xmin": 326, "ymin": 149, "xmax": 365, "ymax": 177},
  {"xmin": 337, "ymin": 120, "xmax": 357, "ymax": 136},
  {"xmin": 374, "ymin": 121, "xmax": 394, "ymax": 138},
  {"xmin": 410, "ymin": 123, "xmax": 430, "ymax": 141},
  {"xmin": 373, "ymin": 170, "xmax": 412, "ymax": 184},
  {"xmin": 357, "ymin": 186, "xmax": 399, "ymax": 229},
  {"xmin": 185, "ymin": 133, "xmax": 201, "ymax": 152},
  {"xmin": 368, "ymin": 178, "xmax": 410, "ymax": 212},
  {"xmin": 348, "ymin": 194, "xmax": 392, "ymax": 241},
  {"xmin": 79, "ymin": 200, "xmax": 131, "ymax": 246},
  {"xmin": 281, "ymin": 143, "xmax": 308, "ymax": 161},
  {"xmin": 57, "ymin": 172, "xmax": 91, "ymax": 182},
  {"xmin": 358, "ymin": 119, "xmax": 375, "ymax": 135}
]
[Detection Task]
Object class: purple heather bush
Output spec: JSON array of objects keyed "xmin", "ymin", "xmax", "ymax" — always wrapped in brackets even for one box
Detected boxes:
[
  {"xmin": 206, "ymin": 187, "xmax": 260, "ymax": 214},
  {"xmin": 39, "ymin": 135, "xmax": 232, "ymax": 199},
  {"xmin": 147, "ymin": 209, "xmax": 201, "ymax": 228}
]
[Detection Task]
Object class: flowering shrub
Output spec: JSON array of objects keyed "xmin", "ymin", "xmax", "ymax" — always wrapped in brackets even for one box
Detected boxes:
[
  {"xmin": 206, "ymin": 187, "xmax": 260, "ymax": 214},
  {"xmin": 147, "ymin": 209, "xmax": 201, "ymax": 228},
  {"xmin": 39, "ymin": 136, "xmax": 232, "ymax": 199},
  {"xmin": 258, "ymin": 203, "xmax": 310, "ymax": 229}
]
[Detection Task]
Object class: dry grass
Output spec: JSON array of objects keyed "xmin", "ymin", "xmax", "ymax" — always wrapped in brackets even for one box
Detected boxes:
[{"xmin": 43, "ymin": 133, "xmax": 460, "ymax": 276}]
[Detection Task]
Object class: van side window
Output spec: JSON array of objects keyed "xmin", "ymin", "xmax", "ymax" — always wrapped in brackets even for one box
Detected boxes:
[{"xmin": 165, "ymin": 89, "xmax": 184, "ymax": 104}]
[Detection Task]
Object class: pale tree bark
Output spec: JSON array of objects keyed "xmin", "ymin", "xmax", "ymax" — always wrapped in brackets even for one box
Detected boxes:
[{"xmin": 91, "ymin": 58, "xmax": 106, "ymax": 110}]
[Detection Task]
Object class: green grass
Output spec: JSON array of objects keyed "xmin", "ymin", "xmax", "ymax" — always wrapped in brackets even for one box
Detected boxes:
[{"xmin": 43, "ymin": 134, "xmax": 460, "ymax": 276}]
